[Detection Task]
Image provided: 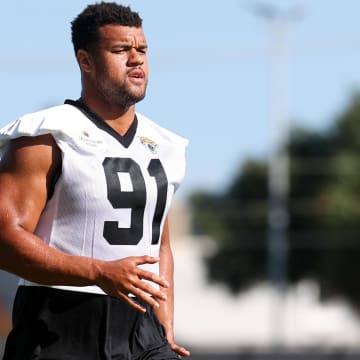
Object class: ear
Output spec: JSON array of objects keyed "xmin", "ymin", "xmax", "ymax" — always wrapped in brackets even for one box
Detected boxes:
[{"xmin": 76, "ymin": 49, "xmax": 93, "ymax": 72}]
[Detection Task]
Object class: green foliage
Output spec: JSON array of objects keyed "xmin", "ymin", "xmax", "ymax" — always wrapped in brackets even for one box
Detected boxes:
[
  {"xmin": 190, "ymin": 160, "xmax": 269, "ymax": 292},
  {"xmin": 190, "ymin": 91, "xmax": 360, "ymax": 311}
]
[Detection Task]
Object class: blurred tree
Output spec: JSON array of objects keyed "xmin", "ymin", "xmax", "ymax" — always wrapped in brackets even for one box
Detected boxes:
[{"xmin": 190, "ymin": 91, "xmax": 360, "ymax": 311}]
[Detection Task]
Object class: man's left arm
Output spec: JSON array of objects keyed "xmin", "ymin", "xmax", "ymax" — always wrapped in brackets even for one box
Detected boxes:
[{"xmin": 155, "ymin": 217, "xmax": 190, "ymax": 357}]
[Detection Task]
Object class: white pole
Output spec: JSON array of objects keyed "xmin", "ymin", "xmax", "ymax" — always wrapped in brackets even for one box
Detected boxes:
[{"xmin": 267, "ymin": 15, "xmax": 290, "ymax": 346}]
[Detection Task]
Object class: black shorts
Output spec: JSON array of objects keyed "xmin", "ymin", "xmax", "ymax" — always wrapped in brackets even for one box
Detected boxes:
[{"xmin": 3, "ymin": 286, "xmax": 181, "ymax": 360}]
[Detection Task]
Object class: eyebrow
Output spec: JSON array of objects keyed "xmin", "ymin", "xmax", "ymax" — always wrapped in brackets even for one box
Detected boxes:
[{"xmin": 112, "ymin": 43, "xmax": 148, "ymax": 50}]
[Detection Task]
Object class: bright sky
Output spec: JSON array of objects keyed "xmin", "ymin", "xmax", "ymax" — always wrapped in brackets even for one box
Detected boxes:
[{"xmin": 2, "ymin": 0, "xmax": 360, "ymax": 197}]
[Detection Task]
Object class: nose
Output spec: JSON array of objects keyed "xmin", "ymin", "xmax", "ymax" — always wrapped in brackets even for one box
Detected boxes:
[{"xmin": 127, "ymin": 47, "xmax": 144, "ymax": 66}]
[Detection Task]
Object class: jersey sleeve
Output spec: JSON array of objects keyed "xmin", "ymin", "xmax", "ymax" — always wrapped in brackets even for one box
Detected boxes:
[
  {"xmin": 0, "ymin": 105, "xmax": 68, "ymax": 154},
  {"xmin": 0, "ymin": 104, "xmax": 103, "ymax": 158}
]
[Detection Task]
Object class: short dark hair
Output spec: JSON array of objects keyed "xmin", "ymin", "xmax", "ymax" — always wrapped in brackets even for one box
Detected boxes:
[{"xmin": 71, "ymin": 2, "xmax": 143, "ymax": 54}]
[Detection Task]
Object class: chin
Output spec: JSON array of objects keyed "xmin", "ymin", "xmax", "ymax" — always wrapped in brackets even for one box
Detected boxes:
[{"xmin": 131, "ymin": 91, "xmax": 147, "ymax": 104}]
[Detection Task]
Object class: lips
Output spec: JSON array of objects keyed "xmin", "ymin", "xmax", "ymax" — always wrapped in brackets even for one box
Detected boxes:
[{"xmin": 128, "ymin": 69, "xmax": 144, "ymax": 79}]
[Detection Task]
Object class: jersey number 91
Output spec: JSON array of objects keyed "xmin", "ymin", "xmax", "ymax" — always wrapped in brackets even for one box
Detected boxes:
[{"xmin": 102, "ymin": 157, "xmax": 168, "ymax": 246}]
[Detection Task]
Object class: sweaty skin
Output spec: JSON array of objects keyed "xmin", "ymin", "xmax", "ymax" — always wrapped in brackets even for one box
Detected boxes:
[
  {"xmin": 77, "ymin": 24, "xmax": 149, "ymax": 134},
  {"xmin": 0, "ymin": 24, "xmax": 190, "ymax": 357},
  {"xmin": 0, "ymin": 135, "xmax": 168, "ymax": 313},
  {"xmin": 156, "ymin": 219, "xmax": 191, "ymax": 357}
]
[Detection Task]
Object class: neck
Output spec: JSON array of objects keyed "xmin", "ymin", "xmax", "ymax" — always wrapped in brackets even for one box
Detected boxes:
[{"xmin": 80, "ymin": 94, "xmax": 136, "ymax": 136}]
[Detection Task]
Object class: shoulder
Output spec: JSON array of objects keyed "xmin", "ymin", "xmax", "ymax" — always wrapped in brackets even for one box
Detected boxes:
[
  {"xmin": 0, "ymin": 104, "xmax": 90, "ymax": 152},
  {"xmin": 0, "ymin": 104, "xmax": 83, "ymax": 136}
]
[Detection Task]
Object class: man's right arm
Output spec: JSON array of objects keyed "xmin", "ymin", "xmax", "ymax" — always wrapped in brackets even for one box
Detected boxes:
[{"xmin": 0, "ymin": 135, "xmax": 168, "ymax": 312}]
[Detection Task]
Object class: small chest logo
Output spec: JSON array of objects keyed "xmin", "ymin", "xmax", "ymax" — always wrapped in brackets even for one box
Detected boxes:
[
  {"xmin": 139, "ymin": 136, "xmax": 158, "ymax": 154},
  {"xmin": 79, "ymin": 129, "xmax": 103, "ymax": 147}
]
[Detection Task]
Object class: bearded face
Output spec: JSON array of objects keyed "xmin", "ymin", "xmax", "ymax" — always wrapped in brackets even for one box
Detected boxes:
[{"xmin": 86, "ymin": 24, "xmax": 149, "ymax": 109}]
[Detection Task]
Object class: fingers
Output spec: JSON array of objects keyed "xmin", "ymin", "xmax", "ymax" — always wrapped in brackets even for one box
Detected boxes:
[
  {"xmin": 131, "ymin": 256, "xmax": 170, "ymax": 289},
  {"xmin": 98, "ymin": 256, "xmax": 170, "ymax": 312},
  {"xmin": 124, "ymin": 258, "xmax": 169, "ymax": 309},
  {"xmin": 136, "ymin": 267, "xmax": 169, "ymax": 288},
  {"xmin": 134, "ymin": 255, "xmax": 160, "ymax": 266},
  {"xmin": 119, "ymin": 292, "xmax": 147, "ymax": 313},
  {"xmin": 128, "ymin": 285, "xmax": 161, "ymax": 309},
  {"xmin": 128, "ymin": 272, "xmax": 168, "ymax": 305},
  {"xmin": 170, "ymin": 343, "xmax": 191, "ymax": 357}
]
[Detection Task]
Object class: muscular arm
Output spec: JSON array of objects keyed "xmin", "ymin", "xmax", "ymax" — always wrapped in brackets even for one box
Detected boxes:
[
  {"xmin": 155, "ymin": 218, "xmax": 190, "ymax": 357},
  {"xmin": 0, "ymin": 135, "xmax": 92, "ymax": 284},
  {"xmin": 0, "ymin": 135, "xmax": 168, "ymax": 312}
]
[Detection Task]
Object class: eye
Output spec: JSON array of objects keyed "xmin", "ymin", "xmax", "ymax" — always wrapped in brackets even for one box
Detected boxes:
[{"xmin": 112, "ymin": 45, "xmax": 131, "ymax": 54}]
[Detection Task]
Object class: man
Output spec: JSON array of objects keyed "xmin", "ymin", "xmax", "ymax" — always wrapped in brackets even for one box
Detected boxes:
[{"xmin": 0, "ymin": 2, "xmax": 189, "ymax": 359}]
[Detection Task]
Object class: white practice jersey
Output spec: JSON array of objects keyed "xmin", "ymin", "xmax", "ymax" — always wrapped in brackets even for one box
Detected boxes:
[{"xmin": 0, "ymin": 100, "xmax": 188, "ymax": 294}]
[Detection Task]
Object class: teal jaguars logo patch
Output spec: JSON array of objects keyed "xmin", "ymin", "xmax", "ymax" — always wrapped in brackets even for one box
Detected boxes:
[{"xmin": 139, "ymin": 136, "xmax": 158, "ymax": 154}]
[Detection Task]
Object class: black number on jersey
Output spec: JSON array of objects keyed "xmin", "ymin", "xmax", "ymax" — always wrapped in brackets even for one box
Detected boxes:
[{"xmin": 102, "ymin": 157, "xmax": 168, "ymax": 245}]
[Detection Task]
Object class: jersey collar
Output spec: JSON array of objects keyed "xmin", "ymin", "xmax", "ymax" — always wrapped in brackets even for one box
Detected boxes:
[{"xmin": 65, "ymin": 99, "xmax": 137, "ymax": 148}]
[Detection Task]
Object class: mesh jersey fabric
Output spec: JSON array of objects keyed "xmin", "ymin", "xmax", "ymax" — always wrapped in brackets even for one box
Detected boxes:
[{"xmin": 0, "ymin": 101, "xmax": 188, "ymax": 294}]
